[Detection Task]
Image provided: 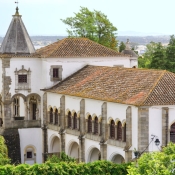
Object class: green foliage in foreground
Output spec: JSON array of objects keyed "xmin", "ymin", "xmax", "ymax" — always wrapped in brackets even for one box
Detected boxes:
[
  {"xmin": 0, "ymin": 136, "xmax": 11, "ymax": 165},
  {"xmin": 127, "ymin": 142, "xmax": 175, "ymax": 175},
  {"xmin": 0, "ymin": 161, "xmax": 130, "ymax": 175},
  {"xmin": 46, "ymin": 152, "xmax": 76, "ymax": 163}
]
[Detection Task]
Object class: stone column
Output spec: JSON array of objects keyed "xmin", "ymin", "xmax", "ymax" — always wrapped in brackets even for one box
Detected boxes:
[
  {"xmin": 53, "ymin": 112, "xmax": 55, "ymax": 124},
  {"xmin": 71, "ymin": 116, "xmax": 74, "ymax": 129},
  {"xmin": 162, "ymin": 107, "xmax": 169, "ymax": 147},
  {"xmin": 79, "ymin": 99, "xmax": 85, "ymax": 162},
  {"xmin": 60, "ymin": 96, "xmax": 65, "ymax": 152},
  {"xmin": 100, "ymin": 141, "xmax": 107, "ymax": 160},
  {"xmin": 24, "ymin": 102, "xmax": 28, "ymax": 120},
  {"xmin": 98, "ymin": 122, "xmax": 101, "ymax": 135},
  {"xmin": 100, "ymin": 102, "xmax": 107, "ymax": 160},
  {"xmin": 122, "ymin": 126, "xmax": 125, "ymax": 142},
  {"xmin": 43, "ymin": 93, "xmax": 47, "ymax": 125},
  {"xmin": 115, "ymin": 125, "xmax": 117, "ymax": 140},
  {"xmin": 42, "ymin": 125, "xmax": 48, "ymax": 162},
  {"xmin": 124, "ymin": 106, "xmax": 132, "ymax": 162},
  {"xmin": 138, "ymin": 107, "xmax": 149, "ymax": 153},
  {"xmin": 108, "ymin": 124, "xmax": 110, "ymax": 138},
  {"xmin": 77, "ymin": 118, "xmax": 80, "ymax": 130},
  {"xmin": 92, "ymin": 120, "xmax": 94, "ymax": 134}
]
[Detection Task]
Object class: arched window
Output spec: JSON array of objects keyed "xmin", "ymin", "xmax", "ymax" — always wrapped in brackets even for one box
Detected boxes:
[
  {"xmin": 68, "ymin": 111, "xmax": 71, "ymax": 128},
  {"xmin": 123, "ymin": 123, "xmax": 126, "ymax": 142},
  {"xmin": 55, "ymin": 109, "xmax": 58, "ymax": 125},
  {"xmin": 94, "ymin": 117, "xmax": 98, "ymax": 134},
  {"xmin": 14, "ymin": 97, "xmax": 19, "ymax": 116},
  {"xmin": 50, "ymin": 108, "xmax": 53, "ymax": 123},
  {"xmin": 73, "ymin": 112, "xmax": 77, "ymax": 129},
  {"xmin": 88, "ymin": 115, "xmax": 92, "ymax": 133},
  {"xmin": 117, "ymin": 121, "xmax": 122, "ymax": 140},
  {"xmin": 110, "ymin": 120, "xmax": 115, "ymax": 139},
  {"xmin": 170, "ymin": 123, "xmax": 175, "ymax": 143}
]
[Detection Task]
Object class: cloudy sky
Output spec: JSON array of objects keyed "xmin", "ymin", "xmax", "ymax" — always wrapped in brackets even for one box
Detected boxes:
[{"xmin": 0, "ymin": 0, "xmax": 175, "ymax": 36}]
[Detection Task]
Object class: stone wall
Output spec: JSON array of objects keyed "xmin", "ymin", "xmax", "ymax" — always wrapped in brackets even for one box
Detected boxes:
[{"xmin": 138, "ymin": 107, "xmax": 149, "ymax": 152}]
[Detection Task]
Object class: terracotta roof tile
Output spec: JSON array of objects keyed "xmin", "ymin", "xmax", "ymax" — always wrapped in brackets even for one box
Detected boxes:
[
  {"xmin": 36, "ymin": 38, "xmax": 128, "ymax": 58},
  {"xmin": 46, "ymin": 66, "xmax": 175, "ymax": 106},
  {"xmin": 0, "ymin": 53, "xmax": 41, "ymax": 58}
]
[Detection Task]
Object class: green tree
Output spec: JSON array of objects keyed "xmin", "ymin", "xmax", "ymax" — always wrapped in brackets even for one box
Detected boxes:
[
  {"xmin": 119, "ymin": 41, "xmax": 126, "ymax": 52},
  {"xmin": 166, "ymin": 35, "xmax": 175, "ymax": 73},
  {"xmin": 127, "ymin": 142, "xmax": 175, "ymax": 175},
  {"xmin": 61, "ymin": 7, "xmax": 118, "ymax": 50},
  {"xmin": 149, "ymin": 42, "xmax": 167, "ymax": 70},
  {"xmin": 0, "ymin": 136, "xmax": 10, "ymax": 165},
  {"xmin": 138, "ymin": 42, "xmax": 158, "ymax": 68}
]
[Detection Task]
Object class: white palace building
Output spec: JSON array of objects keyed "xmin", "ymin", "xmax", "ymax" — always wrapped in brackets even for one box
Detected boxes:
[{"xmin": 0, "ymin": 7, "xmax": 175, "ymax": 165}]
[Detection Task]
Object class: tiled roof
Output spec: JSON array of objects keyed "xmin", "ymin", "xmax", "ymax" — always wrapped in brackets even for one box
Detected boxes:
[
  {"xmin": 36, "ymin": 38, "xmax": 128, "ymax": 58},
  {"xmin": 46, "ymin": 66, "xmax": 175, "ymax": 106}
]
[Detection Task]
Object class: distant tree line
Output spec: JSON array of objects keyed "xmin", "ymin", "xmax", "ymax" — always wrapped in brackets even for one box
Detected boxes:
[{"xmin": 139, "ymin": 35, "xmax": 175, "ymax": 73}]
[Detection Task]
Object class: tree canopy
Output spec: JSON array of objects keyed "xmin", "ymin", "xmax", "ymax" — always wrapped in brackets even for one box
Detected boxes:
[
  {"xmin": 0, "ymin": 136, "xmax": 10, "ymax": 165},
  {"xmin": 119, "ymin": 41, "xmax": 126, "ymax": 52},
  {"xmin": 61, "ymin": 7, "xmax": 118, "ymax": 50},
  {"xmin": 139, "ymin": 35, "xmax": 175, "ymax": 73},
  {"xmin": 128, "ymin": 142, "xmax": 175, "ymax": 175}
]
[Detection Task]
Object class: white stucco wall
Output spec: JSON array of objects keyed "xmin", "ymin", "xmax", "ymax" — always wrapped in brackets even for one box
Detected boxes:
[
  {"xmin": 107, "ymin": 102, "xmax": 128, "ymax": 123},
  {"xmin": 65, "ymin": 134, "xmax": 79, "ymax": 155},
  {"xmin": 85, "ymin": 138, "xmax": 100, "ymax": 163},
  {"xmin": 7, "ymin": 58, "xmax": 42, "ymax": 96},
  {"xmin": 47, "ymin": 129, "xmax": 60, "ymax": 153},
  {"xmin": 18, "ymin": 128, "xmax": 43, "ymax": 164},
  {"xmin": 107, "ymin": 144, "xmax": 125, "ymax": 161}
]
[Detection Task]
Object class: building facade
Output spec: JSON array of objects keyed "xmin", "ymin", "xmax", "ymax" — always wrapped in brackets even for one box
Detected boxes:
[{"xmin": 2, "ymin": 7, "xmax": 175, "ymax": 166}]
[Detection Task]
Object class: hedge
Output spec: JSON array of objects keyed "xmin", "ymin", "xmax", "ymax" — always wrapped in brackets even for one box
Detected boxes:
[{"xmin": 0, "ymin": 161, "xmax": 130, "ymax": 175}]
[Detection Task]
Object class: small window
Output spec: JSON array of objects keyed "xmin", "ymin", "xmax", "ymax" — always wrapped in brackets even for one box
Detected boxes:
[
  {"xmin": 53, "ymin": 68, "xmax": 59, "ymax": 78},
  {"xmin": 27, "ymin": 152, "xmax": 32, "ymax": 158},
  {"xmin": 18, "ymin": 75, "xmax": 27, "ymax": 83},
  {"xmin": 50, "ymin": 65, "xmax": 62, "ymax": 82}
]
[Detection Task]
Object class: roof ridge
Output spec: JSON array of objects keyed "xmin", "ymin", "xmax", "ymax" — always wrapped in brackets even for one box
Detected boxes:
[{"xmin": 141, "ymin": 70, "xmax": 167, "ymax": 106}]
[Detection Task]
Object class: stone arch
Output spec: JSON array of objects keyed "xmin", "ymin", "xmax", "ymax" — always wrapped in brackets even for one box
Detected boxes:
[
  {"xmin": 48, "ymin": 105, "xmax": 52, "ymax": 112},
  {"xmin": 11, "ymin": 93, "xmax": 26, "ymax": 102},
  {"xmin": 87, "ymin": 146, "xmax": 101, "ymax": 163},
  {"xmin": 170, "ymin": 120, "xmax": 175, "ymax": 129},
  {"xmin": 67, "ymin": 140, "xmax": 79, "ymax": 160},
  {"xmin": 26, "ymin": 93, "xmax": 41, "ymax": 103},
  {"xmin": 58, "ymin": 107, "xmax": 61, "ymax": 113},
  {"xmin": 24, "ymin": 145, "xmax": 37, "ymax": 165},
  {"xmin": 98, "ymin": 115, "xmax": 102, "ymax": 123},
  {"xmin": 77, "ymin": 111, "xmax": 80, "ymax": 118},
  {"xmin": 107, "ymin": 117, "xmax": 113, "ymax": 124},
  {"xmin": 109, "ymin": 152, "xmax": 125, "ymax": 164},
  {"xmin": 85, "ymin": 112, "xmax": 91, "ymax": 120},
  {"xmin": 24, "ymin": 145, "xmax": 37, "ymax": 154},
  {"xmin": 115, "ymin": 118, "xmax": 120, "ymax": 125},
  {"xmin": 170, "ymin": 122, "xmax": 175, "ymax": 143},
  {"xmin": 65, "ymin": 108, "xmax": 71, "ymax": 115},
  {"xmin": 50, "ymin": 136, "xmax": 60, "ymax": 153},
  {"xmin": 122, "ymin": 119, "xmax": 126, "ymax": 127},
  {"xmin": 92, "ymin": 113, "xmax": 97, "ymax": 121},
  {"xmin": 53, "ymin": 106, "xmax": 57, "ymax": 113},
  {"xmin": 12, "ymin": 94, "xmax": 26, "ymax": 117},
  {"xmin": 71, "ymin": 110, "xmax": 76, "ymax": 117}
]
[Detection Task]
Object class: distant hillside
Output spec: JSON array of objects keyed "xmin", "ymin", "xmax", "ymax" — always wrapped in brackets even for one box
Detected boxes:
[{"xmin": 0, "ymin": 35, "xmax": 171, "ymax": 47}]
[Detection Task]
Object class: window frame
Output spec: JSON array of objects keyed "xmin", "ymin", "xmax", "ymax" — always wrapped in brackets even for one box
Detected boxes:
[{"xmin": 50, "ymin": 65, "xmax": 62, "ymax": 82}]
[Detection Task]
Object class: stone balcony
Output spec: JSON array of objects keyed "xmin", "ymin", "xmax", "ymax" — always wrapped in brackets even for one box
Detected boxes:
[{"xmin": 11, "ymin": 120, "xmax": 41, "ymax": 128}]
